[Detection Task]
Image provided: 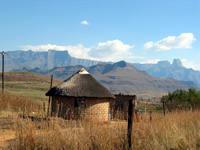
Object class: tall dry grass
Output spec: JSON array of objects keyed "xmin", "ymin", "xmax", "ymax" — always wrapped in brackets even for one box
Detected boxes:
[
  {"xmin": 4, "ymin": 110, "xmax": 200, "ymax": 150},
  {"xmin": 1, "ymin": 94, "xmax": 200, "ymax": 149},
  {"xmin": 0, "ymin": 93, "xmax": 39, "ymax": 111},
  {"xmin": 132, "ymin": 111, "xmax": 200, "ymax": 149},
  {"xmin": 12, "ymin": 119, "xmax": 127, "ymax": 150},
  {"xmin": 0, "ymin": 93, "xmax": 38, "ymax": 111},
  {"xmin": 0, "ymin": 93, "xmax": 41, "ymax": 118}
]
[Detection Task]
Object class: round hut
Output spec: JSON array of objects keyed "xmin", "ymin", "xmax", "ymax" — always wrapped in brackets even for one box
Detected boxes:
[{"xmin": 46, "ymin": 68, "xmax": 115, "ymax": 121}]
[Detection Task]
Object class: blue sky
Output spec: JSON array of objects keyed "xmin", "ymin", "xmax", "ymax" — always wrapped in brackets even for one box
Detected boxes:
[{"xmin": 0, "ymin": 0, "xmax": 199, "ymax": 69}]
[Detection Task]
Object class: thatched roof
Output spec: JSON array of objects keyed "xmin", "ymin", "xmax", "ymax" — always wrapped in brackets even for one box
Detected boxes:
[{"xmin": 46, "ymin": 68, "xmax": 115, "ymax": 98}]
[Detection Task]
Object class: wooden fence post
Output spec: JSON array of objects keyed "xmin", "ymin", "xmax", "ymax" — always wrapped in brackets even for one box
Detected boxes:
[
  {"xmin": 127, "ymin": 95, "xmax": 136, "ymax": 150},
  {"xmin": 145, "ymin": 103, "xmax": 147, "ymax": 114},
  {"xmin": 38, "ymin": 105, "xmax": 40, "ymax": 114},
  {"xmin": 150, "ymin": 109, "xmax": 152, "ymax": 122},
  {"xmin": 47, "ymin": 75, "xmax": 53, "ymax": 117},
  {"xmin": 43, "ymin": 102, "xmax": 46, "ymax": 113},
  {"xmin": 163, "ymin": 100, "xmax": 166, "ymax": 117},
  {"xmin": 23, "ymin": 104, "xmax": 26, "ymax": 118},
  {"xmin": 1, "ymin": 51, "xmax": 4, "ymax": 94}
]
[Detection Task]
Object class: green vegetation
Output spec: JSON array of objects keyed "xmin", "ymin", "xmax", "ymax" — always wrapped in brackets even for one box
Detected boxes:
[
  {"xmin": 0, "ymin": 72, "xmax": 62, "ymax": 104},
  {"xmin": 161, "ymin": 88, "xmax": 200, "ymax": 111}
]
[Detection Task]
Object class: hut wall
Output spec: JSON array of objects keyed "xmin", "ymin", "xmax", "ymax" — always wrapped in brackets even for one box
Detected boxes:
[
  {"xmin": 51, "ymin": 96, "xmax": 74, "ymax": 118},
  {"xmin": 51, "ymin": 96, "xmax": 110, "ymax": 121},
  {"xmin": 83, "ymin": 99, "xmax": 109, "ymax": 121},
  {"xmin": 110, "ymin": 94, "xmax": 136, "ymax": 120}
]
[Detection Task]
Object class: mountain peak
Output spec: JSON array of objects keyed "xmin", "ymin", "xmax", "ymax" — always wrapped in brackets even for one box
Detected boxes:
[
  {"xmin": 172, "ymin": 59, "xmax": 183, "ymax": 67},
  {"xmin": 157, "ymin": 61, "xmax": 171, "ymax": 67},
  {"xmin": 48, "ymin": 49, "xmax": 69, "ymax": 54},
  {"xmin": 113, "ymin": 60, "xmax": 127, "ymax": 68}
]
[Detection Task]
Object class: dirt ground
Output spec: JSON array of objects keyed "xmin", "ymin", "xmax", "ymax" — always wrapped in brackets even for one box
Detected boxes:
[
  {"xmin": 0, "ymin": 115, "xmax": 16, "ymax": 149},
  {"xmin": 0, "ymin": 129, "xmax": 15, "ymax": 148}
]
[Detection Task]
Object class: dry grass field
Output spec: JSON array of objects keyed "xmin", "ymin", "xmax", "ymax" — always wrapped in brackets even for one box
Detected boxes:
[
  {"xmin": 1, "ymin": 93, "xmax": 200, "ymax": 150},
  {"xmin": 0, "ymin": 72, "xmax": 62, "ymax": 104}
]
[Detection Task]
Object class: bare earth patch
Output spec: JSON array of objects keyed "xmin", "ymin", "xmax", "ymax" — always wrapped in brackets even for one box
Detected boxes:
[
  {"xmin": 0, "ymin": 129, "xmax": 15, "ymax": 148},
  {"xmin": 0, "ymin": 115, "xmax": 16, "ymax": 149}
]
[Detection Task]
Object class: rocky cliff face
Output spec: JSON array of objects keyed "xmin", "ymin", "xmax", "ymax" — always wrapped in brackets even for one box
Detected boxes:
[
  {"xmin": 132, "ymin": 59, "xmax": 200, "ymax": 86},
  {"xmin": 1, "ymin": 50, "xmax": 100, "ymax": 71},
  {"xmin": 172, "ymin": 59, "xmax": 183, "ymax": 67}
]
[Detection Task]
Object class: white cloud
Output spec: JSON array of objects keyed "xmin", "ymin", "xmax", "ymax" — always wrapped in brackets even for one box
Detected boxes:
[
  {"xmin": 22, "ymin": 40, "xmax": 135, "ymax": 62},
  {"xmin": 143, "ymin": 33, "xmax": 196, "ymax": 51},
  {"xmin": 88, "ymin": 40, "xmax": 134, "ymax": 61},
  {"xmin": 81, "ymin": 20, "xmax": 89, "ymax": 25},
  {"xmin": 22, "ymin": 44, "xmax": 91, "ymax": 60},
  {"xmin": 181, "ymin": 59, "xmax": 200, "ymax": 70}
]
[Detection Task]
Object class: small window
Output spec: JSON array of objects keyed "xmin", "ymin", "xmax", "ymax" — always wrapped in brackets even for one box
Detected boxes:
[
  {"xmin": 74, "ymin": 98, "xmax": 86, "ymax": 108},
  {"xmin": 80, "ymin": 100, "xmax": 85, "ymax": 108}
]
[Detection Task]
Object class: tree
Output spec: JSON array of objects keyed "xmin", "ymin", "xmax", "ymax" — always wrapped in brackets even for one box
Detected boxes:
[{"xmin": 161, "ymin": 88, "xmax": 200, "ymax": 111}]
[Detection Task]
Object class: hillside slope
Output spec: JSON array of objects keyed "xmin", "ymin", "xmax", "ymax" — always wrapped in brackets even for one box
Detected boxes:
[
  {"xmin": 0, "ymin": 72, "xmax": 62, "ymax": 103},
  {"xmin": 88, "ymin": 61, "xmax": 189, "ymax": 98},
  {"xmin": 27, "ymin": 61, "xmax": 190, "ymax": 98}
]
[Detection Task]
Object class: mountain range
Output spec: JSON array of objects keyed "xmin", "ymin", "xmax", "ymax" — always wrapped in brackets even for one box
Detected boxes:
[
  {"xmin": 3, "ymin": 49, "xmax": 200, "ymax": 87},
  {"xmin": 132, "ymin": 59, "xmax": 200, "ymax": 86},
  {"xmin": 1, "ymin": 50, "xmax": 100, "ymax": 71},
  {"xmin": 20, "ymin": 61, "xmax": 190, "ymax": 98},
  {"xmin": 1, "ymin": 49, "xmax": 200, "ymax": 97}
]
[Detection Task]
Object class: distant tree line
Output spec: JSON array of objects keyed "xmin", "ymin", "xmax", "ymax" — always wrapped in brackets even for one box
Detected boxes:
[{"xmin": 161, "ymin": 88, "xmax": 200, "ymax": 111}]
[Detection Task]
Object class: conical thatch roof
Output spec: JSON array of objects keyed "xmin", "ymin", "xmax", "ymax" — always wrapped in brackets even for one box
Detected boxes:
[{"xmin": 46, "ymin": 68, "xmax": 115, "ymax": 98}]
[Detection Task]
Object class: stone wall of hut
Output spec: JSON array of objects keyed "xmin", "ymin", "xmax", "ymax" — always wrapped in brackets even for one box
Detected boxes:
[{"xmin": 51, "ymin": 96, "xmax": 110, "ymax": 121}]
